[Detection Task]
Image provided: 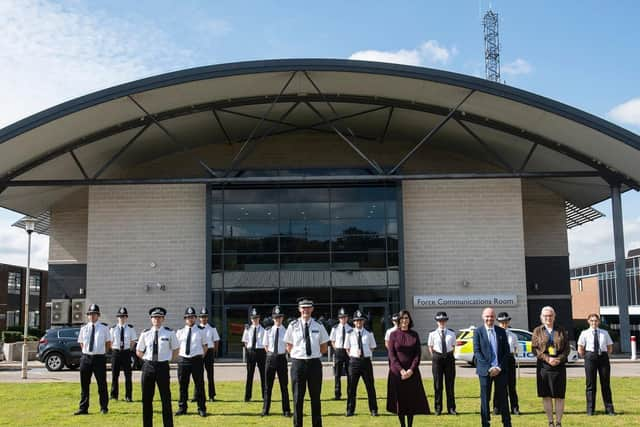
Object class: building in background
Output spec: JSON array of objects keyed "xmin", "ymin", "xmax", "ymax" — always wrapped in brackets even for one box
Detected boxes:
[{"xmin": 0, "ymin": 263, "xmax": 48, "ymax": 332}]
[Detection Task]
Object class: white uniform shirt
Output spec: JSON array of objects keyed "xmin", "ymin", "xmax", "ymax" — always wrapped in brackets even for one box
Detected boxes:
[
  {"xmin": 264, "ymin": 325, "xmax": 287, "ymax": 354},
  {"xmin": 136, "ymin": 326, "xmax": 179, "ymax": 362},
  {"xmin": 330, "ymin": 323, "xmax": 353, "ymax": 349},
  {"xmin": 505, "ymin": 329, "xmax": 520, "ymax": 354},
  {"xmin": 110, "ymin": 324, "xmax": 137, "ymax": 350},
  {"xmin": 78, "ymin": 321, "xmax": 111, "ymax": 355},
  {"xmin": 176, "ymin": 325, "xmax": 208, "ymax": 357},
  {"xmin": 200, "ymin": 323, "xmax": 220, "ymax": 348},
  {"xmin": 345, "ymin": 327, "xmax": 376, "ymax": 358},
  {"xmin": 427, "ymin": 328, "xmax": 457, "ymax": 353},
  {"xmin": 578, "ymin": 328, "xmax": 613, "ymax": 353},
  {"xmin": 242, "ymin": 324, "xmax": 266, "ymax": 350},
  {"xmin": 284, "ymin": 318, "xmax": 329, "ymax": 359},
  {"xmin": 384, "ymin": 326, "xmax": 397, "ymax": 342}
]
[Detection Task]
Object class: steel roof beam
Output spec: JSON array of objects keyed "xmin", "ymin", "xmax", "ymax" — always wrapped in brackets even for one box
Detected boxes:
[
  {"xmin": 92, "ymin": 124, "xmax": 150, "ymax": 179},
  {"xmin": 455, "ymin": 118, "xmax": 514, "ymax": 172}
]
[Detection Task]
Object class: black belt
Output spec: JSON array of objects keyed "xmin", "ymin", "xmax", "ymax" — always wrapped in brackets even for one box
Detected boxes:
[
  {"xmin": 350, "ymin": 356, "xmax": 371, "ymax": 360},
  {"xmin": 82, "ymin": 353, "xmax": 105, "ymax": 357},
  {"xmin": 585, "ymin": 351, "xmax": 607, "ymax": 356},
  {"xmin": 433, "ymin": 350, "xmax": 454, "ymax": 355},
  {"xmin": 144, "ymin": 360, "xmax": 169, "ymax": 364},
  {"xmin": 291, "ymin": 358, "xmax": 320, "ymax": 362},
  {"xmin": 112, "ymin": 348, "xmax": 130, "ymax": 352},
  {"xmin": 180, "ymin": 354, "xmax": 203, "ymax": 359},
  {"xmin": 266, "ymin": 352, "xmax": 287, "ymax": 356},
  {"xmin": 247, "ymin": 348, "xmax": 266, "ymax": 353}
]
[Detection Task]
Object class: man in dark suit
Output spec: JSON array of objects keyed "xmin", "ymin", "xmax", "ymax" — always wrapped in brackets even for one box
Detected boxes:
[{"xmin": 473, "ymin": 307, "xmax": 512, "ymax": 427}]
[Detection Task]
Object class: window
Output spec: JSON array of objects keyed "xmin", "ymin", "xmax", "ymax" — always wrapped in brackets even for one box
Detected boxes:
[
  {"xmin": 6, "ymin": 310, "xmax": 20, "ymax": 327},
  {"xmin": 29, "ymin": 311, "xmax": 39, "ymax": 328},
  {"xmin": 8, "ymin": 272, "xmax": 21, "ymax": 294},
  {"xmin": 58, "ymin": 329, "xmax": 80, "ymax": 339},
  {"xmin": 578, "ymin": 278, "xmax": 583, "ymax": 292},
  {"xmin": 29, "ymin": 274, "xmax": 41, "ymax": 295}
]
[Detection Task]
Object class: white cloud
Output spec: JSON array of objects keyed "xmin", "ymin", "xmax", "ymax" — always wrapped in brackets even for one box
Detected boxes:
[
  {"xmin": 607, "ymin": 98, "xmax": 640, "ymax": 126},
  {"xmin": 349, "ymin": 40, "xmax": 456, "ymax": 67},
  {"xmin": 502, "ymin": 58, "xmax": 533, "ymax": 76},
  {"xmin": 568, "ymin": 215, "xmax": 640, "ymax": 267}
]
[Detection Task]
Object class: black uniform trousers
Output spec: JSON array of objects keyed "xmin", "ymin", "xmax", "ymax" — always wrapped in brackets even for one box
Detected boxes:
[
  {"xmin": 493, "ymin": 353, "xmax": 518, "ymax": 412},
  {"xmin": 432, "ymin": 351, "xmax": 456, "ymax": 412},
  {"xmin": 347, "ymin": 356, "xmax": 378, "ymax": 414},
  {"xmin": 262, "ymin": 352, "xmax": 291, "ymax": 415},
  {"xmin": 584, "ymin": 351, "xmax": 613, "ymax": 413},
  {"xmin": 291, "ymin": 358, "xmax": 323, "ymax": 427},
  {"xmin": 79, "ymin": 354, "xmax": 108, "ymax": 412},
  {"xmin": 141, "ymin": 360, "xmax": 173, "ymax": 427},
  {"xmin": 245, "ymin": 348, "xmax": 266, "ymax": 401},
  {"xmin": 333, "ymin": 348, "xmax": 349, "ymax": 399},
  {"xmin": 178, "ymin": 355, "xmax": 206, "ymax": 412},
  {"xmin": 203, "ymin": 348, "xmax": 216, "ymax": 399},
  {"xmin": 480, "ymin": 372, "xmax": 511, "ymax": 427},
  {"xmin": 110, "ymin": 349, "xmax": 133, "ymax": 400}
]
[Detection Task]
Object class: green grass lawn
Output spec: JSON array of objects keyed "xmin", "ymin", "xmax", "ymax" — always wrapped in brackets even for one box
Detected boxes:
[{"xmin": 1, "ymin": 377, "xmax": 638, "ymax": 426}]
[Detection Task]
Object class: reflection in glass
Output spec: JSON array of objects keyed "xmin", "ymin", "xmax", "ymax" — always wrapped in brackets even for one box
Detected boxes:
[
  {"xmin": 332, "ymin": 218, "xmax": 385, "ymax": 235},
  {"xmin": 224, "ymin": 222, "xmax": 278, "ymax": 237},
  {"xmin": 332, "ymin": 234, "xmax": 386, "ymax": 251},
  {"xmin": 224, "ymin": 254, "xmax": 278, "ymax": 271},
  {"xmin": 279, "ymin": 202, "xmax": 329, "ymax": 219},
  {"xmin": 280, "ymin": 235, "xmax": 330, "ymax": 252},
  {"xmin": 224, "ymin": 237, "xmax": 278, "ymax": 253},
  {"xmin": 332, "ymin": 252, "xmax": 387, "ymax": 269}
]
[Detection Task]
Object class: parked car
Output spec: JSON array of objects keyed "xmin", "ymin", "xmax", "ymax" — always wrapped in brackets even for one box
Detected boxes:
[
  {"xmin": 454, "ymin": 326, "xmax": 579, "ymax": 366},
  {"xmin": 38, "ymin": 327, "xmax": 142, "ymax": 371}
]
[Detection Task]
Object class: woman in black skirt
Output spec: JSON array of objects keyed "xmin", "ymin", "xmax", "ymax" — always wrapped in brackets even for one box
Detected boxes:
[
  {"xmin": 386, "ymin": 309, "xmax": 430, "ymax": 427},
  {"xmin": 531, "ymin": 306, "xmax": 570, "ymax": 427}
]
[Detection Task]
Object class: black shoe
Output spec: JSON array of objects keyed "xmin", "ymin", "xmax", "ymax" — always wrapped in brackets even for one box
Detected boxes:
[
  {"xmin": 435, "ymin": 410, "xmax": 442, "ymax": 416},
  {"xmin": 110, "ymin": 396, "xmax": 118, "ymax": 400},
  {"xmin": 209, "ymin": 397, "xmax": 216, "ymax": 402},
  {"xmin": 586, "ymin": 411, "xmax": 594, "ymax": 416},
  {"xmin": 125, "ymin": 397, "xmax": 133, "ymax": 403},
  {"xmin": 371, "ymin": 410, "xmax": 378, "ymax": 416},
  {"xmin": 606, "ymin": 410, "xmax": 616, "ymax": 416},
  {"xmin": 100, "ymin": 408, "xmax": 108, "ymax": 414},
  {"xmin": 244, "ymin": 398, "xmax": 251, "ymax": 402},
  {"xmin": 199, "ymin": 409, "xmax": 207, "ymax": 417},
  {"xmin": 493, "ymin": 407, "xmax": 500, "ymax": 415},
  {"xmin": 346, "ymin": 412, "xmax": 354, "ymax": 417},
  {"xmin": 261, "ymin": 412, "xmax": 268, "ymax": 417},
  {"xmin": 334, "ymin": 396, "xmax": 341, "ymax": 400},
  {"xmin": 283, "ymin": 411, "xmax": 292, "ymax": 417},
  {"xmin": 175, "ymin": 409, "xmax": 187, "ymax": 416},
  {"xmin": 511, "ymin": 408, "xmax": 520, "ymax": 415},
  {"xmin": 448, "ymin": 409, "xmax": 457, "ymax": 415},
  {"xmin": 191, "ymin": 398, "xmax": 197, "ymax": 402},
  {"xmin": 73, "ymin": 410, "xmax": 88, "ymax": 416}
]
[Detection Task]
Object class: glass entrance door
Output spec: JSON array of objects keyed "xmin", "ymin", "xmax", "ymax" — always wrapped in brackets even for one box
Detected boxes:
[
  {"xmin": 223, "ymin": 306, "xmax": 250, "ymax": 357},
  {"xmin": 359, "ymin": 303, "xmax": 388, "ymax": 356}
]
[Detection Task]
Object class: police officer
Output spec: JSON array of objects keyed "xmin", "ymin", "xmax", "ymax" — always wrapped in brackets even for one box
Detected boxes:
[
  {"xmin": 110, "ymin": 306, "xmax": 136, "ymax": 402},
  {"xmin": 74, "ymin": 303, "xmax": 111, "ymax": 415},
  {"xmin": 493, "ymin": 312, "xmax": 520, "ymax": 415},
  {"xmin": 427, "ymin": 311, "xmax": 457, "ymax": 415},
  {"xmin": 175, "ymin": 307, "xmax": 208, "ymax": 417},
  {"xmin": 136, "ymin": 307, "xmax": 179, "ymax": 427},
  {"xmin": 384, "ymin": 313, "xmax": 399, "ymax": 350},
  {"xmin": 577, "ymin": 313, "xmax": 615, "ymax": 416},
  {"xmin": 262, "ymin": 305, "xmax": 292, "ymax": 417},
  {"xmin": 193, "ymin": 307, "xmax": 220, "ymax": 402},
  {"xmin": 241, "ymin": 307, "xmax": 266, "ymax": 402},
  {"xmin": 345, "ymin": 309, "xmax": 378, "ymax": 417},
  {"xmin": 284, "ymin": 297, "xmax": 330, "ymax": 427},
  {"xmin": 329, "ymin": 307, "xmax": 352, "ymax": 400}
]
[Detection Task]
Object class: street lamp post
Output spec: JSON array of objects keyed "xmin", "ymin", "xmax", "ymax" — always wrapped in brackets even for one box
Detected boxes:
[{"xmin": 21, "ymin": 218, "xmax": 36, "ymax": 380}]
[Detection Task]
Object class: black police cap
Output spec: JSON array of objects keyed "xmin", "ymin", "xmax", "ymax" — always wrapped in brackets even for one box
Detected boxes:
[
  {"xmin": 434, "ymin": 311, "xmax": 449, "ymax": 321},
  {"xmin": 86, "ymin": 304, "xmax": 100, "ymax": 315},
  {"xmin": 497, "ymin": 312, "xmax": 511, "ymax": 322},
  {"xmin": 149, "ymin": 307, "xmax": 167, "ymax": 317}
]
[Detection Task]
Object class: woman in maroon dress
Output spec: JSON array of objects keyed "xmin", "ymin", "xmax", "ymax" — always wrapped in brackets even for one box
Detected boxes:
[{"xmin": 387, "ymin": 309, "xmax": 430, "ymax": 426}]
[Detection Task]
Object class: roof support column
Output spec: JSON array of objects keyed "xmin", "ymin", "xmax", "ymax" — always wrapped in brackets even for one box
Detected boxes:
[{"xmin": 611, "ymin": 182, "xmax": 631, "ymax": 353}]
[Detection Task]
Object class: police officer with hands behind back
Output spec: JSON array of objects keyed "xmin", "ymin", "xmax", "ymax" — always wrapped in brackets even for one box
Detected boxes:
[
  {"xmin": 136, "ymin": 307, "xmax": 179, "ymax": 427},
  {"xmin": 193, "ymin": 307, "xmax": 220, "ymax": 403},
  {"xmin": 74, "ymin": 303, "xmax": 111, "ymax": 415},
  {"xmin": 110, "ymin": 306, "xmax": 136, "ymax": 402},
  {"xmin": 241, "ymin": 307, "xmax": 267, "ymax": 402},
  {"xmin": 329, "ymin": 307, "xmax": 352, "ymax": 400},
  {"xmin": 494, "ymin": 312, "xmax": 520, "ymax": 416},
  {"xmin": 345, "ymin": 309, "xmax": 378, "ymax": 417},
  {"xmin": 285, "ymin": 297, "xmax": 330, "ymax": 427},
  {"xmin": 262, "ymin": 305, "xmax": 292, "ymax": 417},
  {"xmin": 175, "ymin": 306, "xmax": 208, "ymax": 417},
  {"xmin": 428, "ymin": 311, "xmax": 457, "ymax": 415}
]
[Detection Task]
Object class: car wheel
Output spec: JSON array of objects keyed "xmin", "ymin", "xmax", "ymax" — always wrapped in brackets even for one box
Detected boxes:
[{"xmin": 44, "ymin": 352, "xmax": 64, "ymax": 371}]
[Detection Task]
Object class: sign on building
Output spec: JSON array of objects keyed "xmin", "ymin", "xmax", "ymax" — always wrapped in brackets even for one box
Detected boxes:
[{"xmin": 413, "ymin": 294, "xmax": 518, "ymax": 308}]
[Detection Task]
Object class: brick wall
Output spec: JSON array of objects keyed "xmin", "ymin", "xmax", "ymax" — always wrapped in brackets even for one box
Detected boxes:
[
  {"xmin": 522, "ymin": 181, "xmax": 568, "ymax": 257},
  {"xmin": 86, "ymin": 185, "xmax": 206, "ymax": 329},
  {"xmin": 401, "ymin": 179, "xmax": 528, "ymax": 335},
  {"xmin": 49, "ymin": 207, "xmax": 88, "ymax": 264}
]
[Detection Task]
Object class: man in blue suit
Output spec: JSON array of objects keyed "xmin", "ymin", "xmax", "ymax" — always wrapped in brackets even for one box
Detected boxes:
[{"xmin": 473, "ymin": 307, "xmax": 512, "ymax": 427}]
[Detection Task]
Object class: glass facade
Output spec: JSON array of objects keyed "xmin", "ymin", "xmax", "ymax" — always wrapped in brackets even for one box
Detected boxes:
[{"xmin": 209, "ymin": 185, "xmax": 401, "ymax": 356}]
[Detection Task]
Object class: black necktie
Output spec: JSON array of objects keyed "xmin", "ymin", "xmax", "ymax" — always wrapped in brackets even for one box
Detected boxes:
[
  {"xmin": 186, "ymin": 327, "xmax": 192, "ymax": 356},
  {"xmin": 252, "ymin": 327, "xmax": 257, "ymax": 349},
  {"xmin": 441, "ymin": 329, "xmax": 447, "ymax": 353},
  {"xmin": 305, "ymin": 322, "xmax": 312, "ymax": 356},
  {"xmin": 594, "ymin": 329, "xmax": 600, "ymax": 355},
  {"xmin": 358, "ymin": 331, "xmax": 363, "ymax": 357},
  {"xmin": 89, "ymin": 324, "xmax": 95, "ymax": 352},
  {"xmin": 274, "ymin": 327, "xmax": 279, "ymax": 354},
  {"xmin": 152, "ymin": 330, "xmax": 159, "ymax": 361},
  {"xmin": 120, "ymin": 326, "xmax": 125, "ymax": 349},
  {"xmin": 341, "ymin": 326, "xmax": 346, "ymax": 348}
]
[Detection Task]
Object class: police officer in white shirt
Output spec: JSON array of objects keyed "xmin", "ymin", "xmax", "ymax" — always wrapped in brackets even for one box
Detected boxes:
[
  {"xmin": 110, "ymin": 306, "xmax": 137, "ymax": 402},
  {"xmin": 329, "ymin": 307, "xmax": 352, "ymax": 400},
  {"xmin": 136, "ymin": 307, "xmax": 179, "ymax": 427},
  {"xmin": 384, "ymin": 313, "xmax": 399, "ymax": 350},
  {"xmin": 262, "ymin": 305, "xmax": 292, "ymax": 417},
  {"xmin": 176, "ymin": 306, "xmax": 208, "ymax": 417},
  {"xmin": 193, "ymin": 307, "xmax": 220, "ymax": 402},
  {"xmin": 284, "ymin": 297, "xmax": 330, "ymax": 427},
  {"xmin": 577, "ymin": 313, "xmax": 615, "ymax": 416},
  {"xmin": 345, "ymin": 309, "xmax": 378, "ymax": 417},
  {"xmin": 493, "ymin": 312, "xmax": 520, "ymax": 415},
  {"xmin": 74, "ymin": 303, "xmax": 111, "ymax": 415},
  {"xmin": 428, "ymin": 311, "xmax": 457, "ymax": 415},
  {"xmin": 241, "ymin": 307, "xmax": 266, "ymax": 402}
]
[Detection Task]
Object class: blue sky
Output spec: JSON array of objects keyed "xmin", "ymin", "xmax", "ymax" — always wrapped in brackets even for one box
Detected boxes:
[{"xmin": 0, "ymin": 0, "xmax": 639, "ymax": 269}]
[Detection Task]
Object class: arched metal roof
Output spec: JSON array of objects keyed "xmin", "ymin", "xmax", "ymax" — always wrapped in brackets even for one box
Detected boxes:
[{"xmin": 1, "ymin": 58, "xmax": 639, "ymax": 216}]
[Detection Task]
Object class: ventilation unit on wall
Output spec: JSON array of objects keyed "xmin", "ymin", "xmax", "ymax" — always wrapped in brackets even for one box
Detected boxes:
[
  {"xmin": 50, "ymin": 299, "xmax": 70, "ymax": 325},
  {"xmin": 71, "ymin": 299, "xmax": 86, "ymax": 324}
]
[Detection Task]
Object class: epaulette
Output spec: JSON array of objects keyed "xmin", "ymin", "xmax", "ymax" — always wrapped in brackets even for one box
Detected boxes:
[
  {"xmin": 163, "ymin": 326, "xmax": 173, "ymax": 331},
  {"xmin": 448, "ymin": 328, "xmax": 455, "ymax": 332},
  {"xmin": 128, "ymin": 324, "xmax": 134, "ymax": 328},
  {"xmin": 111, "ymin": 324, "xmax": 117, "ymax": 328},
  {"xmin": 346, "ymin": 329, "xmax": 353, "ymax": 334},
  {"xmin": 197, "ymin": 325, "xmax": 205, "ymax": 329},
  {"xmin": 244, "ymin": 324, "xmax": 249, "ymax": 330},
  {"xmin": 143, "ymin": 328, "xmax": 150, "ymax": 332},
  {"xmin": 101, "ymin": 322, "xmax": 108, "ymax": 326},
  {"xmin": 290, "ymin": 319, "xmax": 299, "ymax": 326}
]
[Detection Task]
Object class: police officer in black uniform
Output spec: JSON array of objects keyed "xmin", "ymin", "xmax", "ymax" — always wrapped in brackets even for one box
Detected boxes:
[
  {"xmin": 427, "ymin": 311, "xmax": 457, "ymax": 415},
  {"xmin": 330, "ymin": 307, "xmax": 352, "ymax": 400},
  {"xmin": 241, "ymin": 307, "xmax": 266, "ymax": 402},
  {"xmin": 74, "ymin": 303, "xmax": 111, "ymax": 415},
  {"xmin": 262, "ymin": 305, "xmax": 292, "ymax": 417},
  {"xmin": 110, "ymin": 306, "xmax": 137, "ymax": 402},
  {"xmin": 176, "ymin": 306, "xmax": 208, "ymax": 417},
  {"xmin": 136, "ymin": 307, "xmax": 179, "ymax": 427}
]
